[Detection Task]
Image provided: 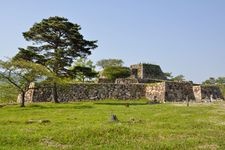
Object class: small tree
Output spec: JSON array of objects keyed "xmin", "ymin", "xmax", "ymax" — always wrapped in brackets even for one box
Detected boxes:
[
  {"xmin": 70, "ymin": 66, "xmax": 98, "ymax": 82},
  {"xmin": 216, "ymin": 77, "xmax": 225, "ymax": 84},
  {"xmin": 102, "ymin": 66, "xmax": 131, "ymax": 81},
  {"xmin": 164, "ymin": 72, "xmax": 173, "ymax": 80},
  {"xmin": 202, "ymin": 77, "xmax": 225, "ymax": 85},
  {"xmin": 96, "ymin": 59, "xmax": 123, "ymax": 69},
  {"xmin": 69, "ymin": 57, "xmax": 98, "ymax": 82},
  {"xmin": 171, "ymin": 74, "xmax": 185, "ymax": 82},
  {"xmin": 0, "ymin": 60, "xmax": 52, "ymax": 107},
  {"xmin": 202, "ymin": 77, "xmax": 216, "ymax": 85}
]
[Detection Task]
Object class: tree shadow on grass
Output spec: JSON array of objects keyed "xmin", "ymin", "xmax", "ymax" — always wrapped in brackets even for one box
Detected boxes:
[
  {"xmin": 94, "ymin": 102, "xmax": 148, "ymax": 106},
  {"xmin": 27, "ymin": 104, "xmax": 93, "ymax": 110},
  {"xmin": 0, "ymin": 104, "xmax": 6, "ymax": 108},
  {"xmin": 0, "ymin": 103, "xmax": 18, "ymax": 108}
]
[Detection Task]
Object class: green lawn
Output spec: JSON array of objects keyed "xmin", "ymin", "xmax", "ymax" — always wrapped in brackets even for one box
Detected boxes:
[{"xmin": 0, "ymin": 100, "xmax": 225, "ymax": 149}]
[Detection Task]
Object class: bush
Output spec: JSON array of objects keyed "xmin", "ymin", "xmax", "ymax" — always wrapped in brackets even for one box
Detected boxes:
[
  {"xmin": 218, "ymin": 84, "xmax": 225, "ymax": 99},
  {"xmin": 0, "ymin": 83, "xmax": 18, "ymax": 103},
  {"xmin": 102, "ymin": 66, "xmax": 131, "ymax": 81}
]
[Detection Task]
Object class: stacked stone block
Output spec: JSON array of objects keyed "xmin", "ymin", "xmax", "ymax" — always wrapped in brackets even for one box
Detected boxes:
[
  {"xmin": 30, "ymin": 83, "xmax": 146, "ymax": 102},
  {"xmin": 193, "ymin": 85, "xmax": 224, "ymax": 102},
  {"xmin": 21, "ymin": 82, "xmax": 224, "ymax": 103},
  {"xmin": 130, "ymin": 63, "xmax": 166, "ymax": 81}
]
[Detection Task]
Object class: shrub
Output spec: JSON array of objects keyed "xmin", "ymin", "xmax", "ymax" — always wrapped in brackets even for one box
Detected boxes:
[
  {"xmin": 102, "ymin": 66, "xmax": 131, "ymax": 81},
  {"xmin": 0, "ymin": 83, "xmax": 18, "ymax": 103}
]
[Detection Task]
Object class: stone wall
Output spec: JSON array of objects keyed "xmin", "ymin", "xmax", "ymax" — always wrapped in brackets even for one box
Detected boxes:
[
  {"xmin": 29, "ymin": 83, "xmax": 146, "ymax": 102},
  {"xmin": 142, "ymin": 64, "xmax": 166, "ymax": 80},
  {"xmin": 164, "ymin": 82, "xmax": 195, "ymax": 102},
  {"xmin": 115, "ymin": 78, "xmax": 139, "ymax": 84},
  {"xmin": 130, "ymin": 63, "xmax": 166, "ymax": 80},
  {"xmin": 17, "ymin": 83, "xmax": 35, "ymax": 103},
  {"xmin": 130, "ymin": 64, "xmax": 143, "ymax": 79},
  {"xmin": 22, "ymin": 82, "xmax": 224, "ymax": 103},
  {"xmin": 201, "ymin": 86, "xmax": 224, "ymax": 99},
  {"xmin": 145, "ymin": 82, "xmax": 165, "ymax": 102},
  {"xmin": 193, "ymin": 86, "xmax": 202, "ymax": 102},
  {"xmin": 193, "ymin": 85, "xmax": 224, "ymax": 102},
  {"xmin": 97, "ymin": 78, "xmax": 114, "ymax": 83},
  {"xmin": 32, "ymin": 86, "xmax": 53, "ymax": 102}
]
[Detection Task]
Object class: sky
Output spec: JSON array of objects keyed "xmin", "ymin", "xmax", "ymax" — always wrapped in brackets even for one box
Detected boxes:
[{"xmin": 0, "ymin": 0, "xmax": 225, "ymax": 83}]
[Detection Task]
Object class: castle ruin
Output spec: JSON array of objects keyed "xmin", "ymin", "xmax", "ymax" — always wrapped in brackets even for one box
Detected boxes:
[
  {"xmin": 130, "ymin": 63, "xmax": 166, "ymax": 81},
  {"xmin": 22, "ymin": 63, "xmax": 224, "ymax": 103}
]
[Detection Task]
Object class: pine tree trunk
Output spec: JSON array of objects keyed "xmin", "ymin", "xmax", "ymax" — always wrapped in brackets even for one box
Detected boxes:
[
  {"xmin": 20, "ymin": 91, "xmax": 25, "ymax": 107},
  {"xmin": 52, "ymin": 82, "xmax": 59, "ymax": 103}
]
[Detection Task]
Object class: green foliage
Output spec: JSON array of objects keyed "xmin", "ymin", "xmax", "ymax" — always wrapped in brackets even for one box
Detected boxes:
[
  {"xmin": 0, "ymin": 101, "xmax": 225, "ymax": 149},
  {"xmin": 0, "ymin": 82, "xmax": 18, "ymax": 103},
  {"xmin": 102, "ymin": 66, "xmax": 131, "ymax": 80},
  {"xmin": 202, "ymin": 77, "xmax": 216, "ymax": 85},
  {"xmin": 218, "ymin": 84, "xmax": 225, "ymax": 98},
  {"xmin": 164, "ymin": 72, "xmax": 173, "ymax": 80},
  {"xmin": 0, "ymin": 60, "xmax": 50, "ymax": 90},
  {"xmin": 69, "ymin": 57, "xmax": 98, "ymax": 82},
  {"xmin": 96, "ymin": 59, "xmax": 123, "ymax": 69},
  {"xmin": 171, "ymin": 74, "xmax": 185, "ymax": 82},
  {"xmin": 163, "ymin": 72, "xmax": 186, "ymax": 81},
  {"xmin": 216, "ymin": 77, "xmax": 225, "ymax": 84},
  {"xmin": 13, "ymin": 48, "xmax": 45, "ymax": 64},
  {"xmin": 14, "ymin": 16, "xmax": 98, "ymax": 77},
  {"xmin": 73, "ymin": 57, "xmax": 96, "ymax": 69},
  {"xmin": 0, "ymin": 59, "xmax": 53, "ymax": 106},
  {"xmin": 202, "ymin": 77, "xmax": 225, "ymax": 98},
  {"xmin": 13, "ymin": 16, "xmax": 98, "ymax": 103},
  {"xmin": 202, "ymin": 77, "xmax": 225, "ymax": 85},
  {"xmin": 70, "ymin": 66, "xmax": 98, "ymax": 82}
]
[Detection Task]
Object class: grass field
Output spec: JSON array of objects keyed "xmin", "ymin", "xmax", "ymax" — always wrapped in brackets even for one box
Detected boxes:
[{"xmin": 0, "ymin": 100, "xmax": 225, "ymax": 149}]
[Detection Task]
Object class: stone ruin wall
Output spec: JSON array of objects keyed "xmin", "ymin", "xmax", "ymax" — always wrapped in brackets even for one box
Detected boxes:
[
  {"xmin": 201, "ymin": 86, "xmax": 224, "ymax": 99},
  {"xmin": 17, "ymin": 83, "xmax": 35, "ymax": 103},
  {"xmin": 145, "ymin": 82, "xmax": 166, "ymax": 102},
  {"xmin": 193, "ymin": 85, "xmax": 224, "ymax": 102},
  {"xmin": 145, "ymin": 82, "xmax": 223, "ymax": 102},
  {"xmin": 130, "ymin": 64, "xmax": 166, "ymax": 81},
  {"xmin": 27, "ymin": 83, "xmax": 146, "ymax": 102},
  {"xmin": 142, "ymin": 64, "xmax": 166, "ymax": 80},
  {"xmin": 130, "ymin": 64, "xmax": 143, "ymax": 79},
  {"xmin": 115, "ymin": 78, "xmax": 139, "ymax": 84},
  {"xmin": 97, "ymin": 78, "xmax": 114, "ymax": 83},
  {"xmin": 164, "ymin": 82, "xmax": 195, "ymax": 102},
  {"xmin": 22, "ymin": 82, "xmax": 224, "ymax": 103},
  {"xmin": 193, "ymin": 86, "xmax": 202, "ymax": 102}
]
